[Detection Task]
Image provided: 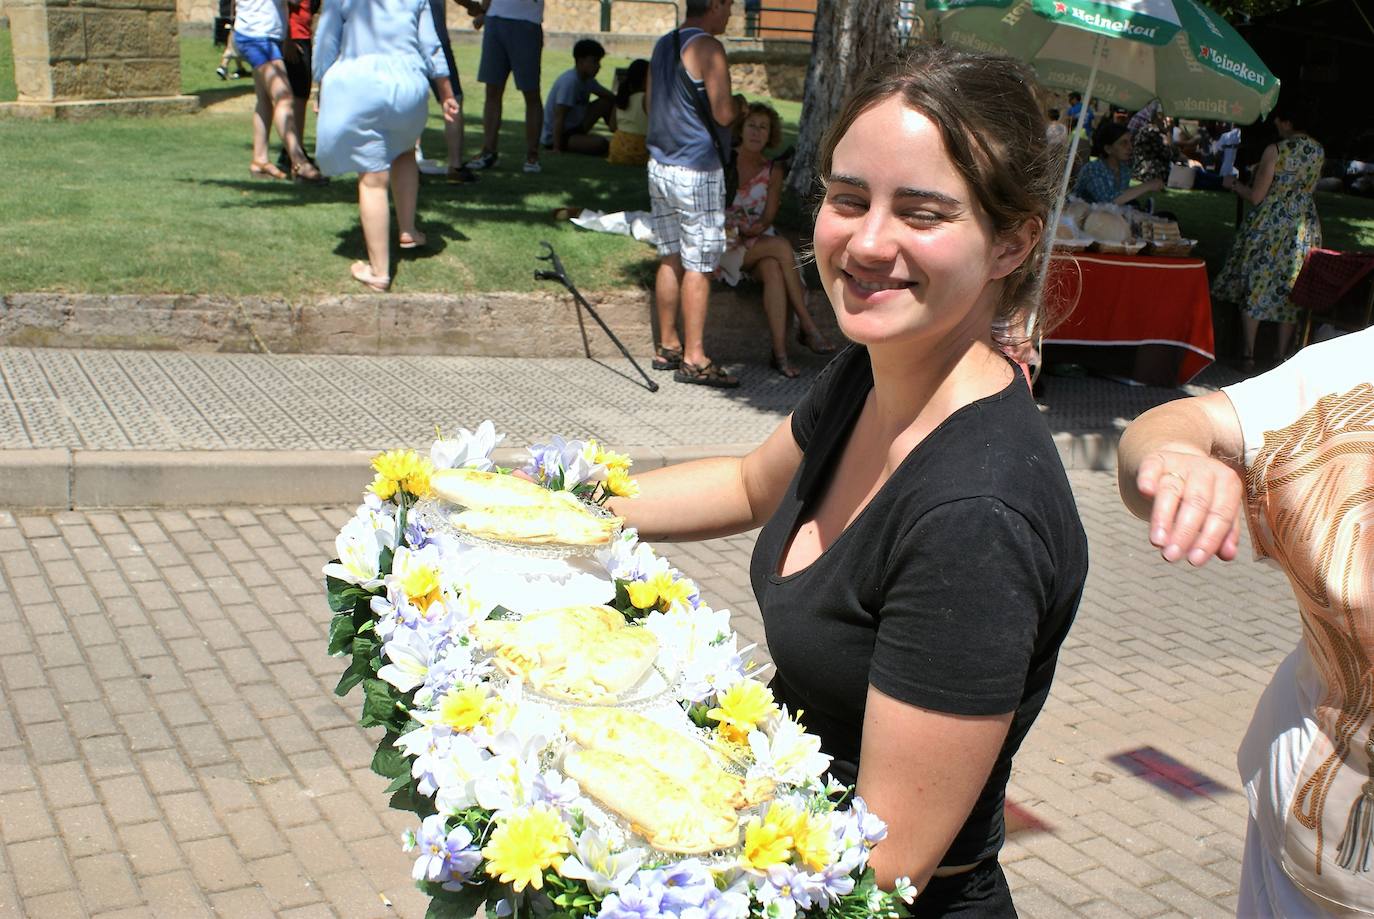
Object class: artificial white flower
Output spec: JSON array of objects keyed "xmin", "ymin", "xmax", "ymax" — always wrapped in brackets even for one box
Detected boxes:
[
  {"xmin": 747, "ymin": 707, "xmax": 832, "ymax": 786},
  {"xmin": 558, "ymin": 828, "xmax": 647, "ymax": 896},
  {"xmin": 321, "ymin": 507, "xmax": 396, "ymax": 589},
  {"xmin": 377, "ymin": 627, "xmax": 432, "ymax": 692},
  {"xmin": 431, "ymin": 420, "xmax": 504, "ymax": 471}
]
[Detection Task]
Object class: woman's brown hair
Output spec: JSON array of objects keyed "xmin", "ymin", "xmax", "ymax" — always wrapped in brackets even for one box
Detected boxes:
[
  {"xmin": 817, "ymin": 45, "xmax": 1069, "ymax": 346},
  {"xmin": 733, "ymin": 101, "xmax": 783, "ymax": 150}
]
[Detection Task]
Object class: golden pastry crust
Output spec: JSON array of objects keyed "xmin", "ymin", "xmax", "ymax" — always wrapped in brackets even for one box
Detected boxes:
[
  {"xmin": 563, "ymin": 749, "xmax": 741, "ymax": 853},
  {"xmin": 449, "ymin": 505, "xmax": 620, "ymax": 547},
  {"xmin": 472, "ymin": 606, "xmax": 658, "ymax": 702},
  {"xmin": 563, "ymin": 708, "xmax": 745, "ymax": 808},
  {"xmin": 431, "ymin": 468, "xmax": 584, "ymax": 511}
]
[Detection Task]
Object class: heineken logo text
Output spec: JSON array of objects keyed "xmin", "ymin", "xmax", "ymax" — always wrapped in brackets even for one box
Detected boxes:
[
  {"xmin": 1199, "ymin": 46, "xmax": 1267, "ymax": 87},
  {"xmin": 1069, "ymin": 8, "xmax": 1158, "ymax": 38}
]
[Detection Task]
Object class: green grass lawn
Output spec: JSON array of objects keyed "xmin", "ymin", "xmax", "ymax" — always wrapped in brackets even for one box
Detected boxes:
[{"xmin": 0, "ymin": 24, "xmax": 1370, "ymax": 297}]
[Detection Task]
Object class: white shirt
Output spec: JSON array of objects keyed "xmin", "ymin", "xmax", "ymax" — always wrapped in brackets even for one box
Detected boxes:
[
  {"xmin": 233, "ymin": 0, "xmax": 287, "ymax": 39},
  {"xmin": 1218, "ymin": 128, "xmax": 1242, "ymax": 178}
]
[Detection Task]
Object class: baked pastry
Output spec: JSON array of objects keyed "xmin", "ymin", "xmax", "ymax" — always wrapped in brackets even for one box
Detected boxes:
[
  {"xmin": 450, "ymin": 505, "xmax": 620, "ymax": 547},
  {"xmin": 473, "ymin": 606, "xmax": 658, "ymax": 702},
  {"xmin": 431, "ymin": 468, "xmax": 585, "ymax": 511},
  {"xmin": 563, "ymin": 749, "xmax": 742, "ymax": 853},
  {"xmin": 563, "ymin": 708, "xmax": 746, "ymax": 808},
  {"xmin": 1083, "ymin": 209, "xmax": 1131, "ymax": 243}
]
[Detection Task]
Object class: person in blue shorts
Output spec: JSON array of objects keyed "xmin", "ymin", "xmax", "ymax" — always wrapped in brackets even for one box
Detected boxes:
[
  {"xmin": 464, "ymin": 0, "xmax": 546, "ymax": 174},
  {"xmin": 233, "ymin": 0, "xmax": 325, "ymax": 182}
]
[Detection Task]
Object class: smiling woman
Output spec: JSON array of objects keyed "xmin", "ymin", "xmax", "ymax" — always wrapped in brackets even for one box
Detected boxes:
[{"xmin": 610, "ymin": 45, "xmax": 1089, "ymax": 917}]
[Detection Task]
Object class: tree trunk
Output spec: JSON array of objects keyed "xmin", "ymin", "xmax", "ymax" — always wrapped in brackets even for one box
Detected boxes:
[{"xmin": 785, "ymin": 0, "xmax": 904, "ymax": 200}]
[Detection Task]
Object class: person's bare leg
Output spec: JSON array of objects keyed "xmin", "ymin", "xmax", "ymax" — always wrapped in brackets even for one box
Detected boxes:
[
  {"xmin": 251, "ymin": 69, "xmax": 274, "ymax": 165},
  {"xmin": 655, "ymin": 255, "xmax": 685, "ymax": 352},
  {"xmin": 680, "ymin": 269, "xmax": 712, "ymax": 368},
  {"xmin": 522, "ymin": 87, "xmax": 542, "ymax": 164},
  {"xmin": 1275, "ymin": 320, "xmax": 1295, "ymax": 360},
  {"xmin": 481, "ymin": 82, "xmax": 503, "ymax": 156},
  {"xmin": 391, "ymin": 150, "xmax": 420, "ymax": 242},
  {"xmin": 750, "ymin": 235, "xmax": 825, "ymax": 342},
  {"xmin": 1240, "ymin": 312, "xmax": 1259, "ymax": 360},
  {"xmin": 261, "ymin": 62, "xmax": 307, "ymax": 164},
  {"xmin": 358, "ymin": 170, "xmax": 392, "ymax": 279},
  {"xmin": 444, "ymin": 103, "xmax": 465, "ymax": 167},
  {"xmin": 742, "ymin": 252, "xmax": 790, "ymax": 362}
]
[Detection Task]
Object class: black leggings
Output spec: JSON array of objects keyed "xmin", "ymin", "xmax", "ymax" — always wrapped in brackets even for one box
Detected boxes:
[{"xmin": 910, "ymin": 858, "xmax": 1017, "ymax": 918}]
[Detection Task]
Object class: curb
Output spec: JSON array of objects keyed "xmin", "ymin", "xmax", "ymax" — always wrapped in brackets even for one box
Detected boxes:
[{"xmin": 0, "ymin": 433, "xmax": 1120, "ymax": 510}]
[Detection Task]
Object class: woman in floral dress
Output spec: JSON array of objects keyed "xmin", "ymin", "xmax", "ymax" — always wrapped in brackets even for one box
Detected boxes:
[
  {"xmin": 1212, "ymin": 107, "xmax": 1324, "ymax": 370},
  {"xmin": 717, "ymin": 103, "xmax": 835, "ymax": 377}
]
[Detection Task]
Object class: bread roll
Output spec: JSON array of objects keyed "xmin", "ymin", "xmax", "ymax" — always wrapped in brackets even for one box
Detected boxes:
[{"xmin": 1083, "ymin": 210, "xmax": 1131, "ymax": 243}]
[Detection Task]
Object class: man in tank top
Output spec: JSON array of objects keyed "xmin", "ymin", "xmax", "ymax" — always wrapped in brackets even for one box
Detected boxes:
[{"xmin": 643, "ymin": 0, "xmax": 740, "ymax": 388}]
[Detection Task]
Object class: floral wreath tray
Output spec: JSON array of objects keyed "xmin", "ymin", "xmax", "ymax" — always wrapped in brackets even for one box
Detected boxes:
[
  {"xmin": 323, "ymin": 424, "xmax": 915, "ymax": 918},
  {"xmin": 411, "ymin": 495, "xmax": 623, "ymax": 560}
]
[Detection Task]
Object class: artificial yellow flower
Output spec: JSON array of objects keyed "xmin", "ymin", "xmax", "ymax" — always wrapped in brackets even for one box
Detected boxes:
[
  {"xmin": 625, "ymin": 579, "xmax": 660, "ymax": 609},
  {"xmin": 742, "ymin": 812, "xmax": 794, "ymax": 872},
  {"xmin": 594, "ymin": 444, "xmax": 632, "ymax": 475},
  {"xmin": 481, "ymin": 805, "xmax": 571, "ymax": 892},
  {"xmin": 438, "ymin": 685, "xmax": 491, "ymax": 732},
  {"xmin": 788, "ymin": 809, "xmax": 833, "ymax": 872},
  {"xmin": 605, "ymin": 467, "xmax": 640, "ymax": 499},
  {"xmin": 708, "ymin": 680, "xmax": 779, "ymax": 745},
  {"xmin": 397, "ymin": 560, "xmax": 443, "ymax": 612},
  {"xmin": 657, "ymin": 574, "xmax": 695, "ymax": 611},
  {"xmin": 369, "ymin": 449, "xmax": 434, "ymax": 499}
]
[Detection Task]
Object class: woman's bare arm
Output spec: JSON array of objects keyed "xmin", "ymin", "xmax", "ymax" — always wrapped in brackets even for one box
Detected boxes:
[
  {"xmin": 609, "ymin": 416, "xmax": 802, "ymax": 542},
  {"xmin": 1117, "ymin": 391, "xmax": 1246, "ymax": 566},
  {"xmin": 859, "ymin": 687, "xmax": 1013, "ymax": 891}
]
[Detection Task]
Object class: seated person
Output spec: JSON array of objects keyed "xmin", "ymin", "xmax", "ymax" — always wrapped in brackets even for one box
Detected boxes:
[
  {"xmin": 607, "ymin": 58, "xmax": 649, "ymax": 166},
  {"xmin": 540, "ymin": 39, "xmax": 615, "ymax": 157},
  {"xmin": 716, "ymin": 102, "xmax": 836, "ymax": 378},
  {"xmin": 1073, "ymin": 122, "xmax": 1164, "ymax": 207}
]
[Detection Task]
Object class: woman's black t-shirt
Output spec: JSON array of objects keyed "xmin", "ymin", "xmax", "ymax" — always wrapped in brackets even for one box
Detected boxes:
[{"xmin": 750, "ymin": 346, "xmax": 1088, "ymax": 867}]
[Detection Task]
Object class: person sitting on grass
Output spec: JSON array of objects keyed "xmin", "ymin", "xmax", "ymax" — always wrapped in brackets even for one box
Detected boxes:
[
  {"xmin": 607, "ymin": 59, "xmax": 650, "ymax": 167},
  {"xmin": 540, "ymin": 39, "xmax": 617, "ymax": 158},
  {"xmin": 717, "ymin": 102, "xmax": 836, "ymax": 377}
]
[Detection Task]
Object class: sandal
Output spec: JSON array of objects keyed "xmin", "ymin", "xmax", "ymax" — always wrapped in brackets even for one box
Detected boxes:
[
  {"xmin": 651, "ymin": 345, "xmax": 683, "ymax": 371},
  {"xmin": 674, "ymin": 360, "xmax": 739, "ymax": 389},
  {"xmin": 249, "ymin": 161, "xmax": 288, "ymax": 180},
  {"xmin": 797, "ymin": 328, "xmax": 838, "ymax": 355},
  {"xmin": 399, "ymin": 230, "xmax": 427, "ymax": 250},
  {"xmin": 350, "ymin": 261, "xmax": 391, "ymax": 293},
  {"xmin": 769, "ymin": 354, "xmax": 801, "ymax": 379},
  {"xmin": 292, "ymin": 161, "xmax": 329, "ymax": 186}
]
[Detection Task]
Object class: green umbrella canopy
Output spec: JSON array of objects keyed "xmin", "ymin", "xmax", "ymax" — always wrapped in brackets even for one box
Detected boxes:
[{"xmin": 924, "ymin": 0, "xmax": 1280, "ymax": 123}]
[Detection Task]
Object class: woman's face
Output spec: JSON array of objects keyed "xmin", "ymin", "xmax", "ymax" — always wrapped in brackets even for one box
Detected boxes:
[
  {"xmin": 814, "ymin": 96, "xmax": 1028, "ymax": 349},
  {"xmin": 740, "ymin": 113, "xmax": 772, "ymax": 154},
  {"xmin": 1106, "ymin": 132, "xmax": 1133, "ymax": 163}
]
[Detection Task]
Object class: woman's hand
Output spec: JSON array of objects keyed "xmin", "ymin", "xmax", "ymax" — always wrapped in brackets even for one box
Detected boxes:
[
  {"xmin": 442, "ymin": 97, "xmax": 459, "ymax": 123},
  {"xmin": 1135, "ymin": 448, "xmax": 1244, "ymax": 566},
  {"xmin": 740, "ymin": 222, "xmax": 766, "ymax": 238}
]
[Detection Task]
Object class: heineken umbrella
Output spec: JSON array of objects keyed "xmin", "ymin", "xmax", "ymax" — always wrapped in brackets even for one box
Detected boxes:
[{"xmin": 924, "ymin": 0, "xmax": 1279, "ymax": 124}]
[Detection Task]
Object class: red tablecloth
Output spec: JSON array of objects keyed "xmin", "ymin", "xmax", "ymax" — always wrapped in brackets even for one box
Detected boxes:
[{"xmin": 1045, "ymin": 252, "xmax": 1216, "ymax": 385}]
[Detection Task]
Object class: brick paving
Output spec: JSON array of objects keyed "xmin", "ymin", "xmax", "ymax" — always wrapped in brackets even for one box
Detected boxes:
[
  {"xmin": 0, "ymin": 347, "xmax": 1242, "ymax": 454},
  {"xmin": 0, "ymin": 470, "xmax": 1293, "ymax": 917}
]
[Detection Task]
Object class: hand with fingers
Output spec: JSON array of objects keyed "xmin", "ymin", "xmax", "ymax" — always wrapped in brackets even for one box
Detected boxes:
[{"xmin": 1135, "ymin": 449, "xmax": 1244, "ymax": 567}]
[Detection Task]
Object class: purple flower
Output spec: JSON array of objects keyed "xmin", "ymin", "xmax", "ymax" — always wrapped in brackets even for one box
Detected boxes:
[
  {"xmin": 597, "ymin": 880, "xmax": 664, "ymax": 919},
  {"xmin": 409, "ymin": 815, "xmax": 481, "ymax": 884},
  {"xmin": 652, "ymin": 860, "xmax": 715, "ymax": 911}
]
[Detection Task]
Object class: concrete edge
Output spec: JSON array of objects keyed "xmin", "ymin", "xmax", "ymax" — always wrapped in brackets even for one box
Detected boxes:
[{"xmin": 0, "ymin": 433, "xmax": 1118, "ymax": 509}]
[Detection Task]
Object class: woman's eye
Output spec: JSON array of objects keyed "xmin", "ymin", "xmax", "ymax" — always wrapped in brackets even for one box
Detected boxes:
[
  {"xmin": 828, "ymin": 195, "xmax": 867, "ymax": 213},
  {"xmin": 904, "ymin": 210, "xmax": 944, "ymax": 224}
]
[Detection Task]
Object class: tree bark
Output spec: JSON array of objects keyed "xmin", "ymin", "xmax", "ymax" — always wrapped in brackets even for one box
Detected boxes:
[{"xmin": 785, "ymin": 0, "xmax": 904, "ymax": 200}]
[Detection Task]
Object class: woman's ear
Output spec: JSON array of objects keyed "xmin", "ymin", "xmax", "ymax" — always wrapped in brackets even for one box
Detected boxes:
[{"xmin": 990, "ymin": 218, "xmax": 1041, "ymax": 280}]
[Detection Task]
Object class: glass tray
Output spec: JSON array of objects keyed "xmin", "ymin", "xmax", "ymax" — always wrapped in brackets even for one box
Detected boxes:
[{"xmin": 411, "ymin": 496, "xmax": 622, "ymax": 559}]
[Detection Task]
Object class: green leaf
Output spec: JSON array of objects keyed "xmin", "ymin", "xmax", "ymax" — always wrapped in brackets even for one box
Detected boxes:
[
  {"xmin": 686, "ymin": 701, "xmax": 713, "ymax": 729},
  {"xmin": 378, "ymin": 545, "xmax": 395, "ymax": 576},
  {"xmin": 326, "ymin": 573, "xmax": 371, "ymax": 613},
  {"xmin": 372, "ymin": 733, "xmax": 410, "ymax": 780},
  {"xmin": 334, "ymin": 655, "xmax": 369, "ymax": 697},
  {"xmin": 327, "ymin": 611, "xmax": 357, "ymax": 656},
  {"xmin": 424, "ymin": 881, "xmax": 495, "ymax": 919},
  {"xmin": 390, "ymin": 777, "xmax": 437, "ymax": 817},
  {"xmin": 487, "ymin": 605, "xmax": 516, "ymax": 621},
  {"xmin": 360, "ymin": 678, "xmax": 402, "ymax": 729}
]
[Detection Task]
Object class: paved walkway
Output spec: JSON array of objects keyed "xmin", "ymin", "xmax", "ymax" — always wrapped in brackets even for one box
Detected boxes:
[
  {"xmin": 0, "ymin": 471, "xmax": 1292, "ymax": 918},
  {"xmin": 0, "ymin": 347, "xmax": 1240, "ymax": 455}
]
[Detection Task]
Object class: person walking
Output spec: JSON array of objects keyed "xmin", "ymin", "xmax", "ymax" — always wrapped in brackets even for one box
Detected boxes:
[
  {"xmin": 274, "ymin": 0, "xmax": 318, "ymax": 175},
  {"xmin": 1212, "ymin": 105, "xmax": 1324, "ymax": 370},
  {"xmin": 464, "ymin": 0, "xmax": 546, "ymax": 174},
  {"xmin": 313, "ymin": 0, "xmax": 459, "ymax": 291},
  {"xmin": 645, "ymin": 0, "xmax": 739, "ymax": 387},
  {"xmin": 233, "ymin": 0, "xmax": 325, "ymax": 182}
]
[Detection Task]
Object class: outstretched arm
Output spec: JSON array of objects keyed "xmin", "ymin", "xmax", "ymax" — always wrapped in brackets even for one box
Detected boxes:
[
  {"xmin": 1117, "ymin": 391, "xmax": 1246, "ymax": 566},
  {"xmin": 608, "ymin": 415, "xmax": 802, "ymax": 542}
]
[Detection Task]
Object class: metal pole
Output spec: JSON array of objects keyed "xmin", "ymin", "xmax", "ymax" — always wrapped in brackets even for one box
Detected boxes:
[{"xmin": 600, "ymin": 0, "xmax": 611, "ymax": 31}]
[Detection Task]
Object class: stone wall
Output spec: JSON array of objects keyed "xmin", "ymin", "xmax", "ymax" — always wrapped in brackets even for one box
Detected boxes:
[{"xmin": 8, "ymin": 0, "xmax": 181, "ymax": 102}]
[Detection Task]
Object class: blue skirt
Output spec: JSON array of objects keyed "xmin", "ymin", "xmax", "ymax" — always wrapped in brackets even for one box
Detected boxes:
[{"xmin": 316, "ymin": 54, "xmax": 429, "ymax": 176}]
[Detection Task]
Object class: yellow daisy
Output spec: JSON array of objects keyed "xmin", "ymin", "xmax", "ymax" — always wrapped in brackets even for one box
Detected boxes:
[
  {"xmin": 708, "ymin": 680, "xmax": 779, "ymax": 745},
  {"xmin": 481, "ymin": 805, "xmax": 571, "ymax": 892}
]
